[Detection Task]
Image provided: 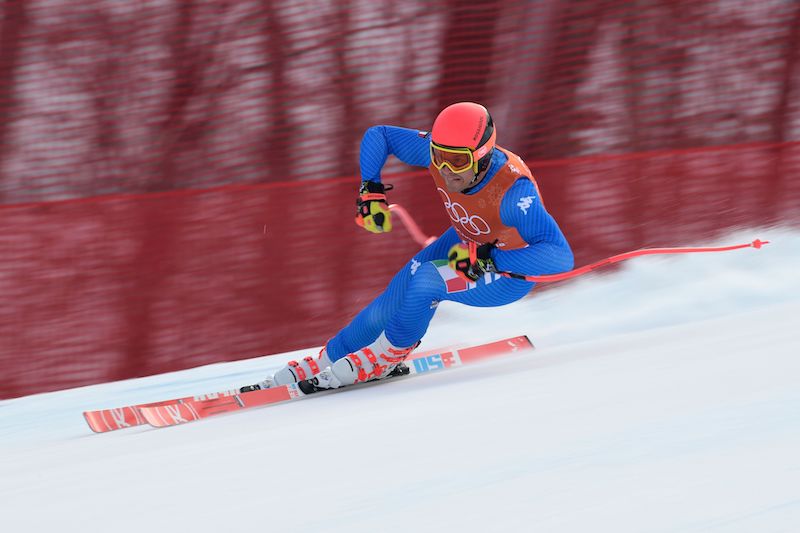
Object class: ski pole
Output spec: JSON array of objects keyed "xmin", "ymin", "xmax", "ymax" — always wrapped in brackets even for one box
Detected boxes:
[
  {"xmin": 496, "ymin": 239, "xmax": 769, "ymax": 283},
  {"xmin": 388, "ymin": 203, "xmax": 768, "ymax": 284},
  {"xmin": 389, "ymin": 204, "xmax": 437, "ymax": 247}
]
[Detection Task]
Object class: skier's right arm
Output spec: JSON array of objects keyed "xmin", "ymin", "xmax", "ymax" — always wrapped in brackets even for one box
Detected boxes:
[
  {"xmin": 359, "ymin": 126, "xmax": 432, "ymax": 182},
  {"xmin": 356, "ymin": 126, "xmax": 432, "ymax": 234}
]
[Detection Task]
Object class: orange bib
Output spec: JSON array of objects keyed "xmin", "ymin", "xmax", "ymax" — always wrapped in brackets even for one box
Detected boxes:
[{"xmin": 429, "ymin": 147, "xmax": 537, "ymax": 250}]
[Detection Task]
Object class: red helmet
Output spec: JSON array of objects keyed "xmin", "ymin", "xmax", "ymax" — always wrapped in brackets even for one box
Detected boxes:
[{"xmin": 430, "ymin": 102, "xmax": 496, "ymax": 174}]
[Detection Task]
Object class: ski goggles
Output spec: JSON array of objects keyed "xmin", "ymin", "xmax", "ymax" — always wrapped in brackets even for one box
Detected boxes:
[{"xmin": 430, "ymin": 142, "xmax": 478, "ymax": 174}]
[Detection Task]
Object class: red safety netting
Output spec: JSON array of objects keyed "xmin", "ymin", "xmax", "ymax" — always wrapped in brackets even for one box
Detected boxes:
[
  {"xmin": 1, "ymin": 1, "xmax": 798, "ymax": 201},
  {"xmin": 1, "ymin": 1, "xmax": 799, "ymax": 397}
]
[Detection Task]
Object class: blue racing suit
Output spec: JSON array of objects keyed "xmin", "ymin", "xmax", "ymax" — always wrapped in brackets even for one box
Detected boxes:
[{"xmin": 325, "ymin": 126, "xmax": 574, "ymax": 361}]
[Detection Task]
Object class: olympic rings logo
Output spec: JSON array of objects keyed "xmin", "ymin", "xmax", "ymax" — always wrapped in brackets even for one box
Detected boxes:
[{"xmin": 437, "ymin": 188, "xmax": 491, "ymax": 236}]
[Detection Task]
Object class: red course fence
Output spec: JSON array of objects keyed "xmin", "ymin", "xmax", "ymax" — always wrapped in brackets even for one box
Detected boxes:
[{"xmin": 1, "ymin": 1, "xmax": 799, "ymax": 398}]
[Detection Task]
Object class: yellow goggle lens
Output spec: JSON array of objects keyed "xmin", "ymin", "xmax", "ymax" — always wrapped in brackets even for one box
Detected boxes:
[{"xmin": 430, "ymin": 143, "xmax": 475, "ymax": 173}]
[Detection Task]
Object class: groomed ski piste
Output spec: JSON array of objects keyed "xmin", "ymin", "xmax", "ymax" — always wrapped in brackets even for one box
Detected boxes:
[{"xmin": 2, "ymin": 227, "xmax": 799, "ymax": 533}]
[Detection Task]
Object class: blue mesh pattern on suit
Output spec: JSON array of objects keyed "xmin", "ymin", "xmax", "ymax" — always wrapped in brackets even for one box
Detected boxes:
[
  {"xmin": 492, "ymin": 178, "xmax": 574, "ymax": 277},
  {"xmin": 325, "ymin": 227, "xmax": 458, "ymax": 361},
  {"xmin": 324, "ymin": 127, "xmax": 574, "ymax": 361},
  {"xmin": 359, "ymin": 126, "xmax": 431, "ymax": 182}
]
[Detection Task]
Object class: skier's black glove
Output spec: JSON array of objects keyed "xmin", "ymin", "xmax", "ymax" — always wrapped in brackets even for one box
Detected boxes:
[
  {"xmin": 355, "ymin": 181, "xmax": 393, "ymax": 233},
  {"xmin": 448, "ymin": 241, "xmax": 497, "ymax": 282}
]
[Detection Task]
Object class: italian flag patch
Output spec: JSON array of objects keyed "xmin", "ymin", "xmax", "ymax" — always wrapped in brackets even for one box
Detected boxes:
[{"xmin": 432, "ymin": 259, "xmax": 476, "ymax": 294}]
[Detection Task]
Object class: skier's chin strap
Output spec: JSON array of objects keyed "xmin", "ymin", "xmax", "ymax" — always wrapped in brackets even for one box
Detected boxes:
[
  {"xmin": 464, "ymin": 149, "xmax": 493, "ymax": 190},
  {"xmin": 461, "ymin": 169, "xmax": 484, "ymax": 193}
]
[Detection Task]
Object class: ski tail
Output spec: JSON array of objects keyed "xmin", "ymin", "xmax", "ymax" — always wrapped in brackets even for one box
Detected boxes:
[
  {"xmin": 84, "ymin": 405, "xmax": 146, "ymax": 433},
  {"xmin": 83, "ymin": 396, "xmax": 204, "ymax": 433}
]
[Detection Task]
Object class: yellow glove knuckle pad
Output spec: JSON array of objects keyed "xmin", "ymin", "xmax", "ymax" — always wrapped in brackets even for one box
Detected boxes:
[
  {"xmin": 361, "ymin": 203, "xmax": 392, "ymax": 233},
  {"xmin": 447, "ymin": 243, "xmax": 470, "ymax": 272}
]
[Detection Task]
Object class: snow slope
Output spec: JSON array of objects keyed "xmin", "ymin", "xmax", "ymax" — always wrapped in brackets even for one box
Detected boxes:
[{"xmin": 1, "ymin": 227, "xmax": 799, "ymax": 533}]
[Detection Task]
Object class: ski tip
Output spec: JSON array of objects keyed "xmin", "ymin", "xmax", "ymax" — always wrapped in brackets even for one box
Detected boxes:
[{"xmin": 751, "ymin": 239, "xmax": 769, "ymax": 249}]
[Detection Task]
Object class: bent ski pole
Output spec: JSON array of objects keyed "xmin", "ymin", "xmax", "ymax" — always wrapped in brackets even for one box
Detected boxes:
[
  {"xmin": 497, "ymin": 239, "xmax": 769, "ymax": 283},
  {"xmin": 388, "ymin": 203, "xmax": 768, "ymax": 284},
  {"xmin": 389, "ymin": 204, "xmax": 437, "ymax": 247}
]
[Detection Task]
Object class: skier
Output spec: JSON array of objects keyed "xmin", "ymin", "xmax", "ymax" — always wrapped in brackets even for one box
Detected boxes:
[{"xmin": 250, "ymin": 102, "xmax": 574, "ymax": 392}]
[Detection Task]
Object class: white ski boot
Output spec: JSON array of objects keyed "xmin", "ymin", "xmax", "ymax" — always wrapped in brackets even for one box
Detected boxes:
[
  {"xmin": 239, "ymin": 347, "xmax": 333, "ymax": 392},
  {"xmin": 298, "ymin": 333, "xmax": 416, "ymax": 394},
  {"xmin": 242, "ymin": 333, "xmax": 417, "ymax": 394},
  {"xmin": 326, "ymin": 332, "xmax": 417, "ymax": 387}
]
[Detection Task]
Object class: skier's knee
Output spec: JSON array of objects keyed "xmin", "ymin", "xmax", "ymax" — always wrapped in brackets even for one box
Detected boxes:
[{"xmin": 407, "ymin": 261, "xmax": 445, "ymax": 300}]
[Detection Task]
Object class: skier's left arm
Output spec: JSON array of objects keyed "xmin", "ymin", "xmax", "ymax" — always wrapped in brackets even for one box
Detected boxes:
[{"xmin": 490, "ymin": 178, "xmax": 574, "ymax": 277}]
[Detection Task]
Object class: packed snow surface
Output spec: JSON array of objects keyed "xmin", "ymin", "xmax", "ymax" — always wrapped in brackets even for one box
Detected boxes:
[{"xmin": 2, "ymin": 227, "xmax": 799, "ymax": 533}]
